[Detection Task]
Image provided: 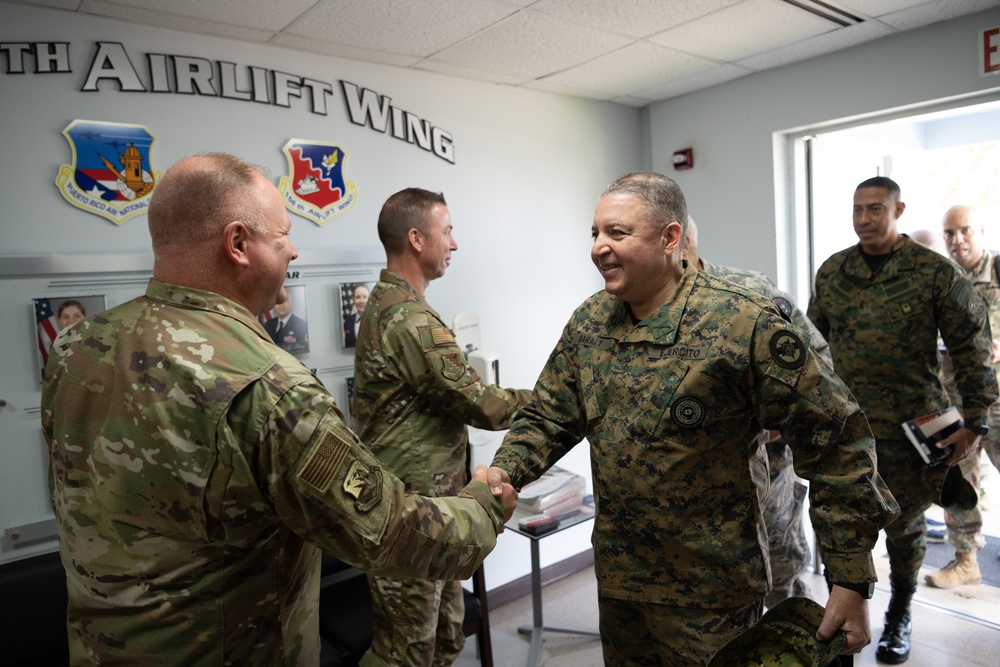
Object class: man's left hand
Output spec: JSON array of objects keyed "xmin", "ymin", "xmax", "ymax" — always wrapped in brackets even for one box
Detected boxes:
[
  {"xmin": 937, "ymin": 427, "xmax": 984, "ymax": 466},
  {"xmin": 817, "ymin": 586, "xmax": 871, "ymax": 655}
]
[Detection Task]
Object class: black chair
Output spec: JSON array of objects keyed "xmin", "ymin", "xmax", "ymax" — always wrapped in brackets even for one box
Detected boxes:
[
  {"xmin": 0, "ymin": 551, "xmax": 70, "ymax": 667},
  {"xmin": 318, "ymin": 552, "xmax": 493, "ymax": 667}
]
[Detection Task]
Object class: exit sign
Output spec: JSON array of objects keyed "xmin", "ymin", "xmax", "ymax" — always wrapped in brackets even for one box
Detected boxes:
[{"xmin": 982, "ymin": 26, "xmax": 1000, "ymax": 76}]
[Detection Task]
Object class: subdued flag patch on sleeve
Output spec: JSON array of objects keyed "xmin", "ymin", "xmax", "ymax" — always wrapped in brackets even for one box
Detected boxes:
[
  {"xmin": 298, "ymin": 432, "xmax": 351, "ymax": 493},
  {"xmin": 431, "ymin": 326, "xmax": 453, "ymax": 346}
]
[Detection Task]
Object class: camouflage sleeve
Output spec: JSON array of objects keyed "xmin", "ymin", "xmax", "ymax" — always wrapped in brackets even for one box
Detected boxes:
[
  {"xmin": 806, "ymin": 277, "xmax": 830, "ymax": 343},
  {"xmin": 778, "ymin": 288, "xmax": 833, "ymax": 367},
  {"xmin": 750, "ymin": 309, "xmax": 899, "ymax": 584},
  {"xmin": 384, "ymin": 304, "xmax": 532, "ymax": 430},
  {"xmin": 937, "ymin": 269, "xmax": 999, "ymax": 428},
  {"xmin": 245, "ymin": 377, "xmax": 504, "ymax": 580},
  {"xmin": 491, "ymin": 327, "xmax": 587, "ymax": 489}
]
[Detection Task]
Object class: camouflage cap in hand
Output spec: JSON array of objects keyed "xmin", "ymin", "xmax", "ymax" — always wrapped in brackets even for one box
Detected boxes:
[{"xmin": 707, "ymin": 597, "xmax": 846, "ymax": 666}]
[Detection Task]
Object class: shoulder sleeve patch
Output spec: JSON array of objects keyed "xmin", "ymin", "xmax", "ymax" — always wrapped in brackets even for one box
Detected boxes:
[
  {"xmin": 342, "ymin": 460, "xmax": 384, "ymax": 512},
  {"xmin": 298, "ymin": 431, "xmax": 351, "ymax": 493},
  {"xmin": 769, "ymin": 329, "xmax": 806, "ymax": 370},
  {"xmin": 440, "ymin": 352, "xmax": 466, "ymax": 381}
]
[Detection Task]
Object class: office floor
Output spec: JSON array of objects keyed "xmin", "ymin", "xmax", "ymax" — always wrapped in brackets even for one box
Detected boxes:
[{"xmin": 459, "ymin": 457, "xmax": 1000, "ymax": 667}]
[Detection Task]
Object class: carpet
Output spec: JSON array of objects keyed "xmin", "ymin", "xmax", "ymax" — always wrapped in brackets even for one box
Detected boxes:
[{"xmin": 922, "ymin": 534, "xmax": 1000, "ymax": 587}]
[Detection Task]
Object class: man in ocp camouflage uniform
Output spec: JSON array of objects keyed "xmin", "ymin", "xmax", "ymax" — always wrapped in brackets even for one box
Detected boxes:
[
  {"xmin": 925, "ymin": 204, "xmax": 1000, "ymax": 589},
  {"xmin": 808, "ymin": 177, "xmax": 997, "ymax": 664},
  {"xmin": 486, "ymin": 172, "xmax": 898, "ymax": 665},
  {"xmin": 354, "ymin": 188, "xmax": 533, "ymax": 667},
  {"xmin": 40, "ymin": 153, "xmax": 517, "ymax": 667},
  {"xmin": 683, "ymin": 216, "xmax": 827, "ymax": 609}
]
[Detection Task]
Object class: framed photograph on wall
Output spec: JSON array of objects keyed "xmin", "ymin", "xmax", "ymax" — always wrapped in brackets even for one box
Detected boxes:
[
  {"xmin": 258, "ymin": 284, "xmax": 310, "ymax": 354},
  {"xmin": 340, "ymin": 281, "xmax": 374, "ymax": 348},
  {"xmin": 34, "ymin": 295, "xmax": 108, "ymax": 382}
]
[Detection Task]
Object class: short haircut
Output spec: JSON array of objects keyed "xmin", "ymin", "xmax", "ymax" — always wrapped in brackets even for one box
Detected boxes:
[
  {"xmin": 856, "ymin": 176, "xmax": 901, "ymax": 201},
  {"xmin": 148, "ymin": 152, "xmax": 270, "ymax": 252},
  {"xmin": 602, "ymin": 172, "xmax": 688, "ymax": 237},
  {"xmin": 377, "ymin": 188, "xmax": 447, "ymax": 256}
]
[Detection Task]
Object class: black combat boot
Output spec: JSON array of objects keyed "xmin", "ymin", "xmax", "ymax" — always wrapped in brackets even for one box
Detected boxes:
[{"xmin": 875, "ymin": 574, "xmax": 916, "ymax": 664}]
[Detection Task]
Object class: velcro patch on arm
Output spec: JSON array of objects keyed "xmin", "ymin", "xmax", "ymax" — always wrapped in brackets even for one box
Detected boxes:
[
  {"xmin": 431, "ymin": 326, "xmax": 454, "ymax": 346},
  {"xmin": 297, "ymin": 432, "xmax": 351, "ymax": 493}
]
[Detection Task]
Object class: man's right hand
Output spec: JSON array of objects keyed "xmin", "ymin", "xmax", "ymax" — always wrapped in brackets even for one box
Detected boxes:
[{"xmin": 472, "ymin": 464, "xmax": 518, "ymax": 527}]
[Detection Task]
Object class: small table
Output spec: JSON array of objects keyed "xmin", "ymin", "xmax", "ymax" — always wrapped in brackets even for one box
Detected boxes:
[{"xmin": 506, "ymin": 507, "xmax": 600, "ymax": 667}]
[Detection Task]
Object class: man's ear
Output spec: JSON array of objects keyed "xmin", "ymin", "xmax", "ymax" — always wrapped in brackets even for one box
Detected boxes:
[
  {"xmin": 408, "ymin": 228, "xmax": 423, "ymax": 252},
  {"xmin": 663, "ymin": 221, "xmax": 683, "ymax": 256},
  {"xmin": 224, "ymin": 221, "xmax": 251, "ymax": 266},
  {"xmin": 895, "ymin": 201, "xmax": 907, "ymax": 219}
]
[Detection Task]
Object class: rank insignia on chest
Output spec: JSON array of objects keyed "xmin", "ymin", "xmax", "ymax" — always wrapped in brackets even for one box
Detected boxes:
[{"xmin": 343, "ymin": 460, "xmax": 383, "ymax": 512}]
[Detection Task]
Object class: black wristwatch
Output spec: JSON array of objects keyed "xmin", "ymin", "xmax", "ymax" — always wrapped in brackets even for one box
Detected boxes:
[{"xmin": 833, "ymin": 581, "xmax": 875, "ymax": 599}]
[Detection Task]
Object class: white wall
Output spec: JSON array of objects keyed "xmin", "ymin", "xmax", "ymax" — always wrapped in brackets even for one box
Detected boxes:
[
  {"xmin": 0, "ymin": 2, "xmax": 642, "ymax": 589},
  {"xmin": 645, "ymin": 7, "xmax": 1000, "ymax": 294}
]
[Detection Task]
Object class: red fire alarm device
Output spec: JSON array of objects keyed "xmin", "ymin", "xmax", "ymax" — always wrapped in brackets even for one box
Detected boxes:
[{"xmin": 672, "ymin": 148, "xmax": 693, "ymax": 170}]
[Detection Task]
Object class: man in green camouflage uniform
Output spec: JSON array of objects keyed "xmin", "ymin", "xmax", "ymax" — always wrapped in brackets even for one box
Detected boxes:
[
  {"xmin": 487, "ymin": 172, "xmax": 898, "ymax": 665},
  {"xmin": 40, "ymin": 154, "xmax": 517, "ymax": 667},
  {"xmin": 683, "ymin": 217, "xmax": 827, "ymax": 609},
  {"xmin": 925, "ymin": 204, "xmax": 1000, "ymax": 589},
  {"xmin": 808, "ymin": 177, "xmax": 997, "ymax": 664},
  {"xmin": 354, "ymin": 188, "xmax": 533, "ymax": 667}
]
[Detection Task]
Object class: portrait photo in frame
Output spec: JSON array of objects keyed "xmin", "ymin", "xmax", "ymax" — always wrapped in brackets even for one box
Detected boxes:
[
  {"xmin": 258, "ymin": 284, "xmax": 310, "ymax": 355},
  {"xmin": 34, "ymin": 294, "xmax": 108, "ymax": 382},
  {"xmin": 340, "ymin": 281, "xmax": 374, "ymax": 348}
]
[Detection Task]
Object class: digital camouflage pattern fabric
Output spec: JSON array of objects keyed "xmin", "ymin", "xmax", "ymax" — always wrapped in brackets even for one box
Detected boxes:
[
  {"xmin": 492, "ymin": 263, "xmax": 898, "ymax": 609},
  {"xmin": 808, "ymin": 237, "xmax": 997, "ymax": 439},
  {"xmin": 698, "ymin": 260, "xmax": 824, "ymax": 607},
  {"xmin": 41, "ymin": 279, "xmax": 506, "ymax": 667},
  {"xmin": 353, "ymin": 269, "xmax": 531, "ymax": 667},
  {"xmin": 938, "ymin": 250, "xmax": 1000, "ymax": 554}
]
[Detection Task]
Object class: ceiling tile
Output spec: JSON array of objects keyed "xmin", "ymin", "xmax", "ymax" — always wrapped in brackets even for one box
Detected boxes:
[
  {"xmin": 521, "ymin": 78, "xmax": 617, "ymax": 101},
  {"xmin": 15, "ymin": 0, "xmax": 81, "ymax": 10},
  {"xmin": 737, "ymin": 19, "xmax": 896, "ymax": 70},
  {"xmin": 635, "ymin": 63, "xmax": 753, "ymax": 101},
  {"xmin": 284, "ymin": 0, "xmax": 517, "ymax": 57},
  {"xmin": 542, "ymin": 42, "xmax": 717, "ymax": 97},
  {"xmin": 428, "ymin": 9, "xmax": 631, "ymax": 79},
  {"xmin": 530, "ymin": 0, "xmax": 743, "ymax": 39},
  {"xmin": 86, "ymin": 1, "xmax": 275, "ymax": 42},
  {"xmin": 831, "ymin": 0, "xmax": 940, "ymax": 18},
  {"xmin": 877, "ymin": 0, "xmax": 1000, "ymax": 30},
  {"xmin": 88, "ymin": 0, "xmax": 316, "ymax": 31},
  {"xmin": 648, "ymin": 0, "xmax": 839, "ymax": 62},
  {"xmin": 269, "ymin": 33, "xmax": 422, "ymax": 68},
  {"xmin": 414, "ymin": 59, "xmax": 532, "ymax": 86}
]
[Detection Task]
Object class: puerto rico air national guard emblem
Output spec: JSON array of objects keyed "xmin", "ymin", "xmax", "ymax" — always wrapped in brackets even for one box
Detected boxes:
[
  {"xmin": 278, "ymin": 139, "xmax": 358, "ymax": 226},
  {"xmin": 55, "ymin": 120, "xmax": 160, "ymax": 225}
]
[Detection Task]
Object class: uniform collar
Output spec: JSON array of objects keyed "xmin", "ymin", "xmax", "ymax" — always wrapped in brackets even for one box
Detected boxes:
[
  {"xmin": 145, "ymin": 278, "xmax": 271, "ymax": 340},
  {"xmin": 839, "ymin": 236, "xmax": 917, "ymax": 283},
  {"xmin": 603, "ymin": 262, "xmax": 695, "ymax": 345}
]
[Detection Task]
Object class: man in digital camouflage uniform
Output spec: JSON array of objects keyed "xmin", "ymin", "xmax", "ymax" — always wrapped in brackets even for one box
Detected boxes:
[
  {"xmin": 925, "ymin": 204, "xmax": 1000, "ymax": 589},
  {"xmin": 683, "ymin": 216, "xmax": 827, "ymax": 609},
  {"xmin": 40, "ymin": 153, "xmax": 517, "ymax": 667},
  {"xmin": 486, "ymin": 172, "xmax": 898, "ymax": 665},
  {"xmin": 809, "ymin": 177, "xmax": 997, "ymax": 664},
  {"xmin": 354, "ymin": 188, "xmax": 533, "ymax": 667}
]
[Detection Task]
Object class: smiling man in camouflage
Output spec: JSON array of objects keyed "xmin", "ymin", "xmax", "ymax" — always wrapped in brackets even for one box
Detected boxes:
[
  {"xmin": 487, "ymin": 171, "xmax": 898, "ymax": 665},
  {"xmin": 41, "ymin": 153, "xmax": 517, "ymax": 666}
]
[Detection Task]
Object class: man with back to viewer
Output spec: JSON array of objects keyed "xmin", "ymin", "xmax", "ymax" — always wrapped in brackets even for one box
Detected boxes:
[
  {"xmin": 808, "ymin": 177, "xmax": 997, "ymax": 664},
  {"xmin": 40, "ymin": 153, "xmax": 517, "ymax": 666},
  {"xmin": 924, "ymin": 204, "xmax": 1000, "ymax": 589},
  {"xmin": 353, "ymin": 187, "xmax": 533, "ymax": 667},
  {"xmin": 486, "ymin": 171, "xmax": 899, "ymax": 665}
]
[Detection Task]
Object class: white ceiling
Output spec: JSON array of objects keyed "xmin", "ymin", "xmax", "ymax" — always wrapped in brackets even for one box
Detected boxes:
[{"xmin": 11, "ymin": 0, "xmax": 1000, "ymax": 107}]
